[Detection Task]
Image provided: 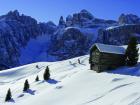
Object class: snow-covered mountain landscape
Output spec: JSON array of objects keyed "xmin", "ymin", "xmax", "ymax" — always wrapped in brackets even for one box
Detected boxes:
[
  {"xmin": 0, "ymin": 53, "xmax": 140, "ymax": 105},
  {"xmin": 1, "ymin": 9, "xmax": 140, "ymax": 68},
  {"xmin": 0, "ymin": 1, "xmax": 140, "ymax": 105}
]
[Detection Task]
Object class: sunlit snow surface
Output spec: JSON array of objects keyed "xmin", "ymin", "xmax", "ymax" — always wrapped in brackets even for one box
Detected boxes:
[{"xmin": 1, "ymin": 55, "xmax": 140, "ymax": 105}]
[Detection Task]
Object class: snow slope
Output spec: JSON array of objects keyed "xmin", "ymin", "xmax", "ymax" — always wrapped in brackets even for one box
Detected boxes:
[
  {"xmin": 1, "ymin": 55, "xmax": 140, "ymax": 105},
  {"xmin": 19, "ymin": 34, "xmax": 57, "ymax": 65}
]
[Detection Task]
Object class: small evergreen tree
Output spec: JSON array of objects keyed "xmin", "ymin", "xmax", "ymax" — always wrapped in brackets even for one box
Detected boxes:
[
  {"xmin": 36, "ymin": 65, "xmax": 39, "ymax": 69},
  {"xmin": 23, "ymin": 79, "xmax": 30, "ymax": 91},
  {"xmin": 5, "ymin": 88, "xmax": 12, "ymax": 102},
  {"xmin": 125, "ymin": 37, "xmax": 139, "ymax": 66},
  {"xmin": 35, "ymin": 75, "xmax": 39, "ymax": 81},
  {"xmin": 43, "ymin": 66, "xmax": 50, "ymax": 80}
]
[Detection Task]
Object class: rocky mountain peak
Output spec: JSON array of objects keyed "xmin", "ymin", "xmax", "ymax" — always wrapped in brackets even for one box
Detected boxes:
[
  {"xmin": 118, "ymin": 13, "xmax": 140, "ymax": 24},
  {"xmin": 8, "ymin": 10, "xmax": 20, "ymax": 16},
  {"xmin": 0, "ymin": 10, "xmax": 20, "ymax": 21},
  {"xmin": 58, "ymin": 16, "xmax": 66, "ymax": 28},
  {"xmin": 80, "ymin": 9, "xmax": 89, "ymax": 13},
  {"xmin": 46, "ymin": 21, "xmax": 56, "ymax": 26},
  {"xmin": 79, "ymin": 9, "xmax": 94, "ymax": 20},
  {"xmin": 66, "ymin": 15, "xmax": 73, "ymax": 21}
]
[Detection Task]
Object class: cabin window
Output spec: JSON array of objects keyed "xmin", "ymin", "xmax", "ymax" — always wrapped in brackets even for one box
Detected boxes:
[
  {"xmin": 95, "ymin": 52, "xmax": 100, "ymax": 55},
  {"xmin": 92, "ymin": 51, "xmax": 99, "ymax": 56}
]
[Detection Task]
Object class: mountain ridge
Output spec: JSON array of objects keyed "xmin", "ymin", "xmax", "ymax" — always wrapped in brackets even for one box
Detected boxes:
[{"xmin": 0, "ymin": 9, "xmax": 140, "ymax": 68}]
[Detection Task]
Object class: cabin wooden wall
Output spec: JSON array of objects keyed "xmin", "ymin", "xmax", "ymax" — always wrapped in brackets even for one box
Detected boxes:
[{"xmin": 90, "ymin": 47, "xmax": 125, "ymax": 72}]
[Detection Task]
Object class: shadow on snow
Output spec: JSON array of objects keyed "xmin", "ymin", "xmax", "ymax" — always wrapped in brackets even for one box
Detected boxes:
[
  {"xmin": 107, "ymin": 63, "xmax": 140, "ymax": 77},
  {"xmin": 24, "ymin": 89, "xmax": 36, "ymax": 95},
  {"xmin": 37, "ymin": 79, "xmax": 60, "ymax": 85}
]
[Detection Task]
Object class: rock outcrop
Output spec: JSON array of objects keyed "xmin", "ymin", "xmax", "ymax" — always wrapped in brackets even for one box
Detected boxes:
[{"xmin": 97, "ymin": 24, "xmax": 140, "ymax": 45}]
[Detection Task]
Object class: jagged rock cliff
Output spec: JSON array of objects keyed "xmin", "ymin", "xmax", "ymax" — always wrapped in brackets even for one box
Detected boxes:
[{"xmin": 0, "ymin": 10, "xmax": 56, "ymax": 67}]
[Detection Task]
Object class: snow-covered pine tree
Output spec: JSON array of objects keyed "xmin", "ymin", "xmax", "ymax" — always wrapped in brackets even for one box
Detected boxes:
[
  {"xmin": 125, "ymin": 37, "xmax": 139, "ymax": 66},
  {"xmin": 5, "ymin": 88, "xmax": 12, "ymax": 102},
  {"xmin": 23, "ymin": 79, "xmax": 30, "ymax": 91},
  {"xmin": 43, "ymin": 66, "xmax": 50, "ymax": 80},
  {"xmin": 35, "ymin": 75, "xmax": 39, "ymax": 81}
]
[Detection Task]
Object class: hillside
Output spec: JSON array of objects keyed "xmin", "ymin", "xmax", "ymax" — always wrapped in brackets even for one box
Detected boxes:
[{"xmin": 0, "ymin": 54, "xmax": 140, "ymax": 105}]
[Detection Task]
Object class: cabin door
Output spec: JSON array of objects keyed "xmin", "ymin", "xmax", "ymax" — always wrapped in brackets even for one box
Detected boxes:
[{"xmin": 90, "ymin": 63, "xmax": 95, "ymax": 70}]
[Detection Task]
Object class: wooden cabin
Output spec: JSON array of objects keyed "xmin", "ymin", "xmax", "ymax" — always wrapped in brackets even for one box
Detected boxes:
[{"xmin": 89, "ymin": 43, "xmax": 125, "ymax": 73}]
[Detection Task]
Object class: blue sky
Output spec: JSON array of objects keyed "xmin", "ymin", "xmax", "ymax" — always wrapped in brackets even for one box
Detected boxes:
[{"xmin": 0, "ymin": 0, "xmax": 139, "ymax": 24}]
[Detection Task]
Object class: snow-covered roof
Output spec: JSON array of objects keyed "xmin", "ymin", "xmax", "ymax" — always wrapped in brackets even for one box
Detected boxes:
[{"xmin": 94, "ymin": 43, "xmax": 125, "ymax": 55}]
